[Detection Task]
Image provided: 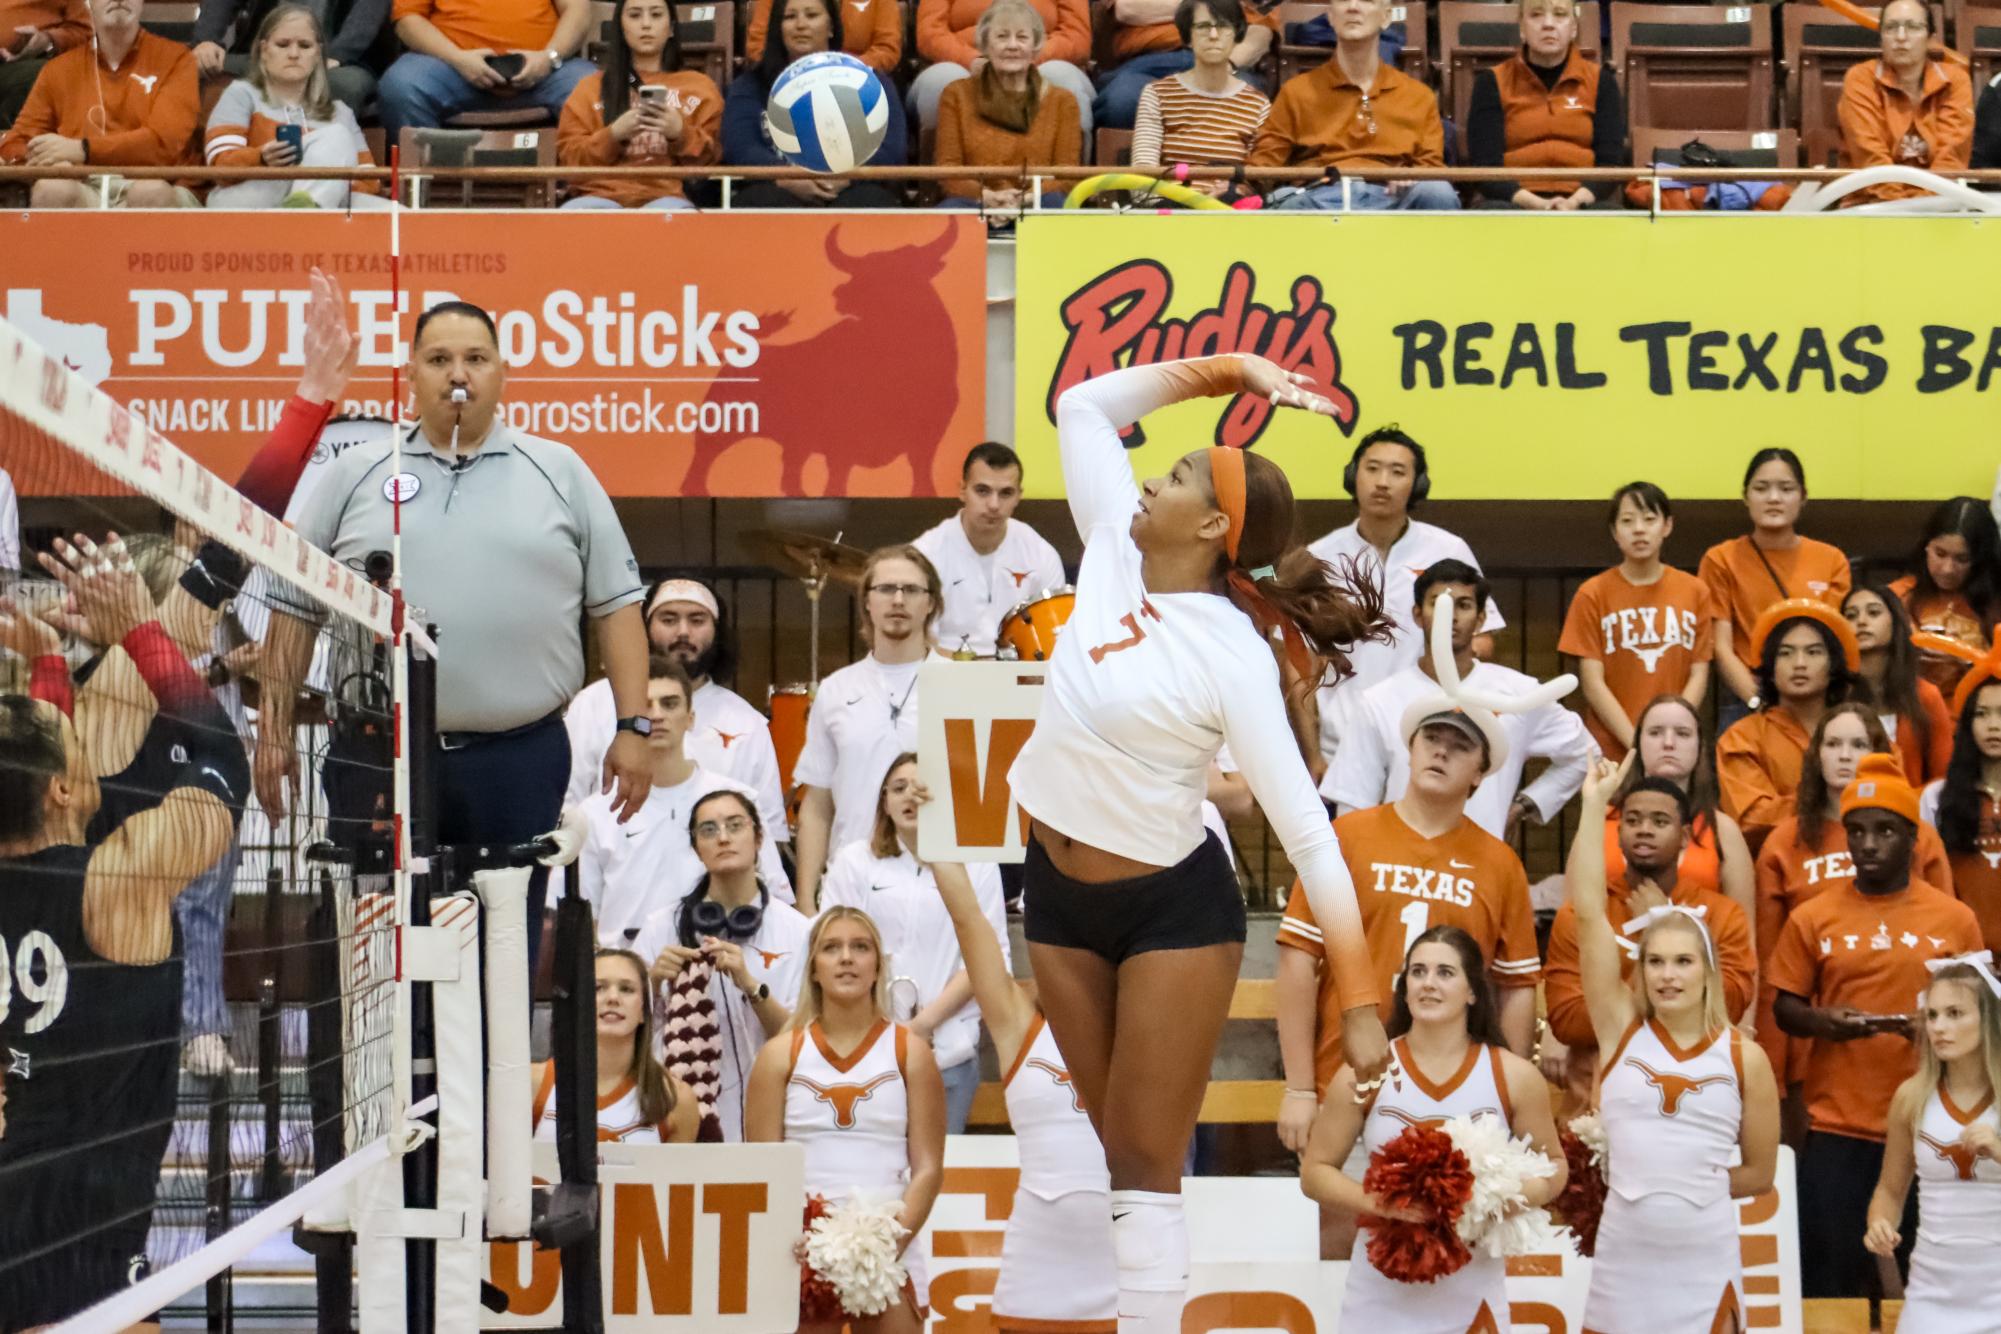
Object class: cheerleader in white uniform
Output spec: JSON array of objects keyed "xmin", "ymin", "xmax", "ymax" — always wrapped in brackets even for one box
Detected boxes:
[
  {"xmin": 1007, "ymin": 355, "xmax": 1393, "ymax": 1331},
  {"xmin": 1300, "ymin": 926, "xmax": 1564, "ymax": 1334},
  {"xmin": 745, "ymin": 907, "xmax": 946, "ymax": 1333},
  {"xmin": 1864, "ymin": 954, "xmax": 2001, "ymax": 1334},
  {"xmin": 1571, "ymin": 758, "xmax": 1780, "ymax": 1334},
  {"xmin": 531, "ymin": 948, "xmax": 702, "ymax": 1143},
  {"xmin": 932, "ymin": 861, "xmax": 1116, "ymax": 1332}
]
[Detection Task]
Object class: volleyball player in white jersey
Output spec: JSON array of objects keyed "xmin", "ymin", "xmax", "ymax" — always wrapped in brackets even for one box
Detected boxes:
[
  {"xmin": 745, "ymin": 907, "xmax": 946, "ymax": 1332},
  {"xmin": 1863, "ymin": 955, "xmax": 2001, "ymax": 1333},
  {"xmin": 1299, "ymin": 926, "xmax": 1563, "ymax": 1333},
  {"xmin": 531, "ymin": 948, "xmax": 702, "ymax": 1144},
  {"xmin": 1570, "ymin": 758, "xmax": 1780, "ymax": 1334},
  {"xmin": 931, "ymin": 859, "xmax": 1115, "ymax": 1332},
  {"xmin": 1006, "ymin": 354, "xmax": 1391, "ymax": 1330}
]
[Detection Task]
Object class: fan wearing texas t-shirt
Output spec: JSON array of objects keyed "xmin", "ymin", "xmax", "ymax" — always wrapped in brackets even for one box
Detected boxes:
[
  {"xmin": 1768, "ymin": 753, "xmax": 1983, "ymax": 1299},
  {"xmin": 1559, "ymin": 481, "xmax": 1714, "ymax": 761},
  {"xmin": 1276, "ymin": 692, "xmax": 1540, "ymax": 1257},
  {"xmin": 911, "ymin": 441, "xmax": 1066, "ymax": 659},
  {"xmin": 1543, "ymin": 773, "xmax": 1756, "ymax": 1112}
]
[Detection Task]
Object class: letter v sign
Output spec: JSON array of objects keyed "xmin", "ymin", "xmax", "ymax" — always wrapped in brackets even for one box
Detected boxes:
[{"xmin": 944, "ymin": 717, "xmax": 1037, "ymax": 848}]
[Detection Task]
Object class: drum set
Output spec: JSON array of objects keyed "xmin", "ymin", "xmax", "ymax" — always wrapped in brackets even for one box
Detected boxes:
[{"xmin": 746, "ymin": 528, "xmax": 1075, "ymax": 828}]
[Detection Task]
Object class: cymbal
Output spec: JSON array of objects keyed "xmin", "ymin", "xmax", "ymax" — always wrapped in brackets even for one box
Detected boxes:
[{"xmin": 745, "ymin": 528, "xmax": 868, "ymax": 587}]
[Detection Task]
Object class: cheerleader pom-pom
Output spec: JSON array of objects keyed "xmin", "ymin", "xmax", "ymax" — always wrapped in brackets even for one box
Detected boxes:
[
  {"xmin": 1360, "ymin": 1123, "xmax": 1475, "ymax": 1284},
  {"xmin": 1553, "ymin": 1116, "xmax": 1610, "ymax": 1257},
  {"xmin": 797, "ymin": 1196, "xmax": 841, "ymax": 1323},
  {"xmin": 1442, "ymin": 1115, "xmax": 1564, "ymax": 1259},
  {"xmin": 804, "ymin": 1193, "xmax": 909, "ymax": 1318}
]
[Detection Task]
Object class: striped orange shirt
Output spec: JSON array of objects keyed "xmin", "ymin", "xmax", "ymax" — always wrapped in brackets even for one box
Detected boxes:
[{"xmin": 1130, "ymin": 72, "xmax": 1270, "ymax": 168}]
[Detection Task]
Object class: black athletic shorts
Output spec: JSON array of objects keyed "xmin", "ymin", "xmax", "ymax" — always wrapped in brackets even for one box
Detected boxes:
[
  {"xmin": 1021, "ymin": 829, "xmax": 1246, "ymax": 963},
  {"xmin": 0, "ymin": 1142, "xmax": 164, "ymax": 1332}
]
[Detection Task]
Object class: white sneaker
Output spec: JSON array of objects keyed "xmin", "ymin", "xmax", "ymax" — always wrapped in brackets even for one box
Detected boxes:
[{"xmin": 182, "ymin": 1033, "xmax": 234, "ymax": 1077}]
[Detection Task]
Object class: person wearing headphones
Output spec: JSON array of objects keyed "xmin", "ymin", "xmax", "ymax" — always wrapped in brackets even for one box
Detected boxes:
[
  {"xmin": 1306, "ymin": 427, "xmax": 1502, "ymax": 768},
  {"xmin": 632, "ymin": 788, "xmax": 810, "ymax": 1142}
]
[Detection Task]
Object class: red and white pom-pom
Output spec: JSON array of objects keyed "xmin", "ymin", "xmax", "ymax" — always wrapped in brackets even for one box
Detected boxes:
[
  {"xmin": 1361, "ymin": 1123, "xmax": 1476, "ymax": 1284},
  {"xmin": 1440, "ymin": 1115, "xmax": 1564, "ymax": 1259},
  {"xmin": 1553, "ymin": 1113, "xmax": 1609, "ymax": 1256},
  {"xmin": 797, "ymin": 1196, "xmax": 841, "ymax": 1323},
  {"xmin": 802, "ymin": 1193, "xmax": 908, "ymax": 1317}
]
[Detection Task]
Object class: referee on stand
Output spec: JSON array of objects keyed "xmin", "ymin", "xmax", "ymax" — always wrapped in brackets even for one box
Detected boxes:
[{"xmin": 254, "ymin": 301, "xmax": 653, "ymax": 970}]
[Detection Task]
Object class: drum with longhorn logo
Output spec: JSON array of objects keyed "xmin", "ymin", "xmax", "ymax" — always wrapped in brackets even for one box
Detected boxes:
[{"xmin": 996, "ymin": 587, "xmax": 1076, "ymax": 662}]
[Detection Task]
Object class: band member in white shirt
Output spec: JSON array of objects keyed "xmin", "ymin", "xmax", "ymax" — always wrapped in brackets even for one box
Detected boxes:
[
  {"xmin": 567, "ymin": 577, "xmax": 788, "ymax": 841},
  {"xmin": 793, "ymin": 546, "xmax": 944, "ymax": 912},
  {"xmin": 913, "ymin": 442, "xmax": 1067, "ymax": 658},
  {"xmin": 576, "ymin": 656, "xmax": 793, "ymax": 946}
]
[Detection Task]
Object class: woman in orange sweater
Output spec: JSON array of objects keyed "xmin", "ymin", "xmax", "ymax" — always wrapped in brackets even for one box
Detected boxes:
[
  {"xmin": 1718, "ymin": 597, "xmax": 1859, "ymax": 851},
  {"xmin": 1845, "ymin": 583, "xmax": 1954, "ymax": 785},
  {"xmin": 932, "ymin": 0, "xmax": 1081, "ymax": 216},
  {"xmin": 910, "ymin": 0, "xmax": 1094, "ymax": 141},
  {"xmin": 558, "ymin": 0, "xmax": 721, "ymax": 209}
]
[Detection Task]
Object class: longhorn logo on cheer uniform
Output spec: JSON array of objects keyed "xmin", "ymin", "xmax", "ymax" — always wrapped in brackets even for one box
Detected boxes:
[
  {"xmin": 1919, "ymin": 1132, "xmax": 1982, "ymax": 1181},
  {"xmin": 1626, "ymin": 1058, "xmax": 1730, "ymax": 1116},
  {"xmin": 791, "ymin": 1071, "xmax": 899, "ymax": 1128},
  {"xmin": 1026, "ymin": 1058, "xmax": 1085, "ymax": 1112}
]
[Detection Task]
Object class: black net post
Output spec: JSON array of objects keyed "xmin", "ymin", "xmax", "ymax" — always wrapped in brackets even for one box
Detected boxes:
[
  {"xmin": 203, "ymin": 1074, "xmax": 233, "ymax": 1334},
  {"xmin": 258, "ymin": 864, "xmax": 284, "ymax": 1203},
  {"xmin": 302, "ymin": 862, "xmax": 353, "ymax": 1332},
  {"xmin": 550, "ymin": 888, "xmax": 602, "ymax": 1333}
]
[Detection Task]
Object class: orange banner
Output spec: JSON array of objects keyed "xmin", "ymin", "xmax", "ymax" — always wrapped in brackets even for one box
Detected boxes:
[{"xmin": 0, "ymin": 211, "xmax": 986, "ymax": 497}]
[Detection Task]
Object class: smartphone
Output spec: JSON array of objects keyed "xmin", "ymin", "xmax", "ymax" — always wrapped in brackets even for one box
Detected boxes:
[
  {"xmin": 638, "ymin": 85, "xmax": 669, "ymax": 108},
  {"xmin": 485, "ymin": 52, "xmax": 528, "ymax": 81},
  {"xmin": 1864, "ymin": 1012, "xmax": 1915, "ymax": 1034},
  {"xmin": 274, "ymin": 122, "xmax": 304, "ymax": 158}
]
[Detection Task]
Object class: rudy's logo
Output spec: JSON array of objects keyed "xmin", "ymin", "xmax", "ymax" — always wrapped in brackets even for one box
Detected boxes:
[
  {"xmin": 1626, "ymin": 1058, "xmax": 1730, "ymax": 1116},
  {"xmin": 790, "ymin": 1071, "xmax": 898, "ymax": 1129},
  {"xmin": 1046, "ymin": 260, "xmax": 1357, "ymax": 449}
]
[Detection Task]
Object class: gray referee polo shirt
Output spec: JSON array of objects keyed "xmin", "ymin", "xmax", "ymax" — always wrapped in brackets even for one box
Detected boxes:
[{"xmin": 275, "ymin": 421, "xmax": 644, "ymax": 733}]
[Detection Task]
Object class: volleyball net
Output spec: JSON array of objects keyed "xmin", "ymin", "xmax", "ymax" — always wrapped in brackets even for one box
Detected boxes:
[{"xmin": 0, "ymin": 309, "xmax": 457, "ymax": 1330}]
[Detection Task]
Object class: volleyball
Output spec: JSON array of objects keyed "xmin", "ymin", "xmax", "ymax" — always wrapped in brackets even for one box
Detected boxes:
[{"xmin": 765, "ymin": 51, "xmax": 890, "ymax": 175}]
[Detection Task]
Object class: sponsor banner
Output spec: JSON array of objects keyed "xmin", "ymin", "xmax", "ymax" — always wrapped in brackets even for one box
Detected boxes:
[
  {"xmin": 916, "ymin": 660, "xmax": 1045, "ymax": 864},
  {"xmin": 483, "ymin": 1141, "xmax": 805, "ymax": 1330},
  {"xmin": 1014, "ymin": 214, "xmax": 2001, "ymax": 500},
  {"xmin": 0, "ymin": 212, "xmax": 985, "ymax": 497},
  {"xmin": 926, "ymin": 1136, "xmax": 1803, "ymax": 1333}
]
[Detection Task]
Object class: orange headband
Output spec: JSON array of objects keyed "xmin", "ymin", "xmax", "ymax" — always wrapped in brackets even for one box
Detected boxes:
[{"xmin": 1208, "ymin": 446, "xmax": 1246, "ymax": 563}]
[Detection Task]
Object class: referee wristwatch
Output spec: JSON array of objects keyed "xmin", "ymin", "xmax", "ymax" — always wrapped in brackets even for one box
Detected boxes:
[{"xmin": 615, "ymin": 715, "xmax": 653, "ymax": 737}]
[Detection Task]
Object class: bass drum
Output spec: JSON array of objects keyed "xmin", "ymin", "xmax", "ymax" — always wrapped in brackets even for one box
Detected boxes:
[
  {"xmin": 996, "ymin": 586, "xmax": 1076, "ymax": 662},
  {"xmin": 768, "ymin": 684, "xmax": 812, "ymax": 829}
]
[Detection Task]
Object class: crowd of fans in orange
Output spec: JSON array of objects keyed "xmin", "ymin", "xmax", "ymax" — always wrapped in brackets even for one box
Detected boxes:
[{"xmin": 3, "ymin": 0, "xmax": 2000, "ymax": 213}]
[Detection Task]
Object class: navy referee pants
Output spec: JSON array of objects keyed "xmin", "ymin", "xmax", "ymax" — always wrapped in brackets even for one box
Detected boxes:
[{"xmin": 435, "ymin": 714, "xmax": 569, "ymax": 979}]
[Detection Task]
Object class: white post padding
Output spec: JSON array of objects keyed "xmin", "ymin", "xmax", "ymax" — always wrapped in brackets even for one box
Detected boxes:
[{"xmin": 474, "ymin": 865, "xmax": 533, "ymax": 1240}]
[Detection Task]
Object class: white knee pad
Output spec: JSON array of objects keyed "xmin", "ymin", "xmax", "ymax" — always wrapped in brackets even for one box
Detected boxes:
[{"xmin": 1109, "ymin": 1189, "xmax": 1188, "ymax": 1292}]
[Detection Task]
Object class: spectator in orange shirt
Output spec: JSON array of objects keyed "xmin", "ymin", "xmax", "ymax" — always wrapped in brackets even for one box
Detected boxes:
[
  {"xmin": 1599, "ymin": 693, "xmax": 1755, "ymax": 928},
  {"xmin": 1543, "ymin": 769, "xmax": 1756, "ymax": 1110},
  {"xmin": 1463, "ymin": 0, "xmax": 1626, "ymax": 209},
  {"xmin": 1894, "ymin": 496, "xmax": 2001, "ymax": 707},
  {"xmin": 1845, "ymin": 583, "xmax": 1954, "ymax": 785},
  {"xmin": 377, "ymin": 0, "xmax": 595, "ymax": 139},
  {"xmin": 557, "ymin": 0, "xmax": 720, "ymax": 210},
  {"xmin": 1756, "ymin": 705, "xmax": 1954, "ymax": 1100},
  {"xmin": 1923, "ymin": 675, "xmax": 2001, "ymax": 951},
  {"xmin": 1719, "ymin": 598, "xmax": 1860, "ymax": 850},
  {"xmin": 1559, "ymin": 482, "xmax": 1713, "ymax": 760},
  {"xmin": 744, "ymin": 0, "xmax": 901, "ymax": 76},
  {"xmin": 0, "ymin": 0, "xmax": 88, "ymax": 127},
  {"xmin": 1837, "ymin": 0, "xmax": 1972, "ymax": 204},
  {"xmin": 1249, "ymin": 0, "xmax": 1457, "ymax": 209},
  {"xmin": 1769, "ymin": 753, "xmax": 1983, "ymax": 1298},
  {"xmin": 931, "ymin": 0, "xmax": 1081, "ymax": 216},
  {"xmin": 0, "ymin": 0, "xmax": 199, "ymax": 207},
  {"xmin": 1092, "ymin": 0, "xmax": 1274, "ymax": 130},
  {"xmin": 1700, "ymin": 447, "xmax": 1852, "ymax": 733},
  {"xmin": 909, "ymin": 0, "xmax": 1093, "ymax": 142}
]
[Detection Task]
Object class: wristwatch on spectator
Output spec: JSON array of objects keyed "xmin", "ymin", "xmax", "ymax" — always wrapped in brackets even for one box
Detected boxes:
[
  {"xmin": 546, "ymin": 49, "xmax": 564, "ymax": 69},
  {"xmin": 741, "ymin": 979, "xmax": 770, "ymax": 1002}
]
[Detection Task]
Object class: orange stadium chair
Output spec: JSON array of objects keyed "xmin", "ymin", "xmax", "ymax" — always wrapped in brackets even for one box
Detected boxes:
[
  {"xmin": 398, "ymin": 126, "xmax": 560, "ymax": 207},
  {"xmin": 1438, "ymin": 0, "xmax": 1601, "ymax": 143},
  {"xmin": 1274, "ymin": 0, "xmax": 1431, "ymax": 85},
  {"xmin": 1956, "ymin": 4, "xmax": 2001, "ymax": 87},
  {"xmin": 1610, "ymin": 1, "xmax": 1776, "ymax": 130},
  {"xmin": 1631, "ymin": 124, "xmax": 1802, "ymax": 166},
  {"xmin": 1783, "ymin": 1, "xmax": 1946, "ymax": 164},
  {"xmin": 1095, "ymin": 126, "xmax": 1137, "ymax": 165}
]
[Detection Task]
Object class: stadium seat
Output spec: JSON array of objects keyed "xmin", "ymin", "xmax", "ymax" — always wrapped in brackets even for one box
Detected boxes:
[
  {"xmin": 1274, "ymin": 0, "xmax": 1431, "ymax": 86},
  {"xmin": 140, "ymin": 0, "xmax": 200, "ymax": 44},
  {"xmin": 1956, "ymin": 4, "xmax": 2001, "ymax": 88},
  {"xmin": 1096, "ymin": 126, "xmax": 1136, "ymax": 165},
  {"xmin": 1438, "ymin": 0, "xmax": 1602, "ymax": 143},
  {"xmin": 586, "ymin": 0, "xmax": 737, "ymax": 89},
  {"xmin": 1783, "ymin": 2, "xmax": 1945, "ymax": 164},
  {"xmin": 1610, "ymin": 1, "xmax": 1776, "ymax": 130},
  {"xmin": 1631, "ymin": 124, "xmax": 1801, "ymax": 166},
  {"xmin": 397, "ymin": 127, "xmax": 559, "ymax": 207}
]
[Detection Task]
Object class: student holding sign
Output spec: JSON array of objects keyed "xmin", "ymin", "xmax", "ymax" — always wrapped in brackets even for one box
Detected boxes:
[{"xmin": 1004, "ymin": 353, "xmax": 1391, "ymax": 1333}]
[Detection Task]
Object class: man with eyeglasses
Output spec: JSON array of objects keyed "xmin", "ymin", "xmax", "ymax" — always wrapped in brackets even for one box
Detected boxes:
[
  {"xmin": 1837, "ymin": 0, "xmax": 1972, "ymax": 204},
  {"xmin": 574, "ymin": 654, "xmax": 792, "ymax": 948},
  {"xmin": 792, "ymin": 544, "xmax": 945, "ymax": 912}
]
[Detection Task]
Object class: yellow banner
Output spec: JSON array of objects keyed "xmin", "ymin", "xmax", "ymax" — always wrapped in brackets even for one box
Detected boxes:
[{"xmin": 1013, "ymin": 214, "xmax": 2001, "ymax": 500}]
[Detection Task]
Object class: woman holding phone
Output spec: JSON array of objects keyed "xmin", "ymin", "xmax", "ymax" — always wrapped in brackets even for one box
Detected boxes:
[
  {"xmin": 203, "ymin": 4, "xmax": 384, "ymax": 209},
  {"xmin": 558, "ymin": 0, "xmax": 722, "ymax": 209}
]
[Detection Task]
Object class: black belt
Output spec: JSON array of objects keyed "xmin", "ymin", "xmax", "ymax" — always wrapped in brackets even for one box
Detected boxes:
[{"xmin": 437, "ymin": 709, "xmax": 563, "ymax": 751}]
